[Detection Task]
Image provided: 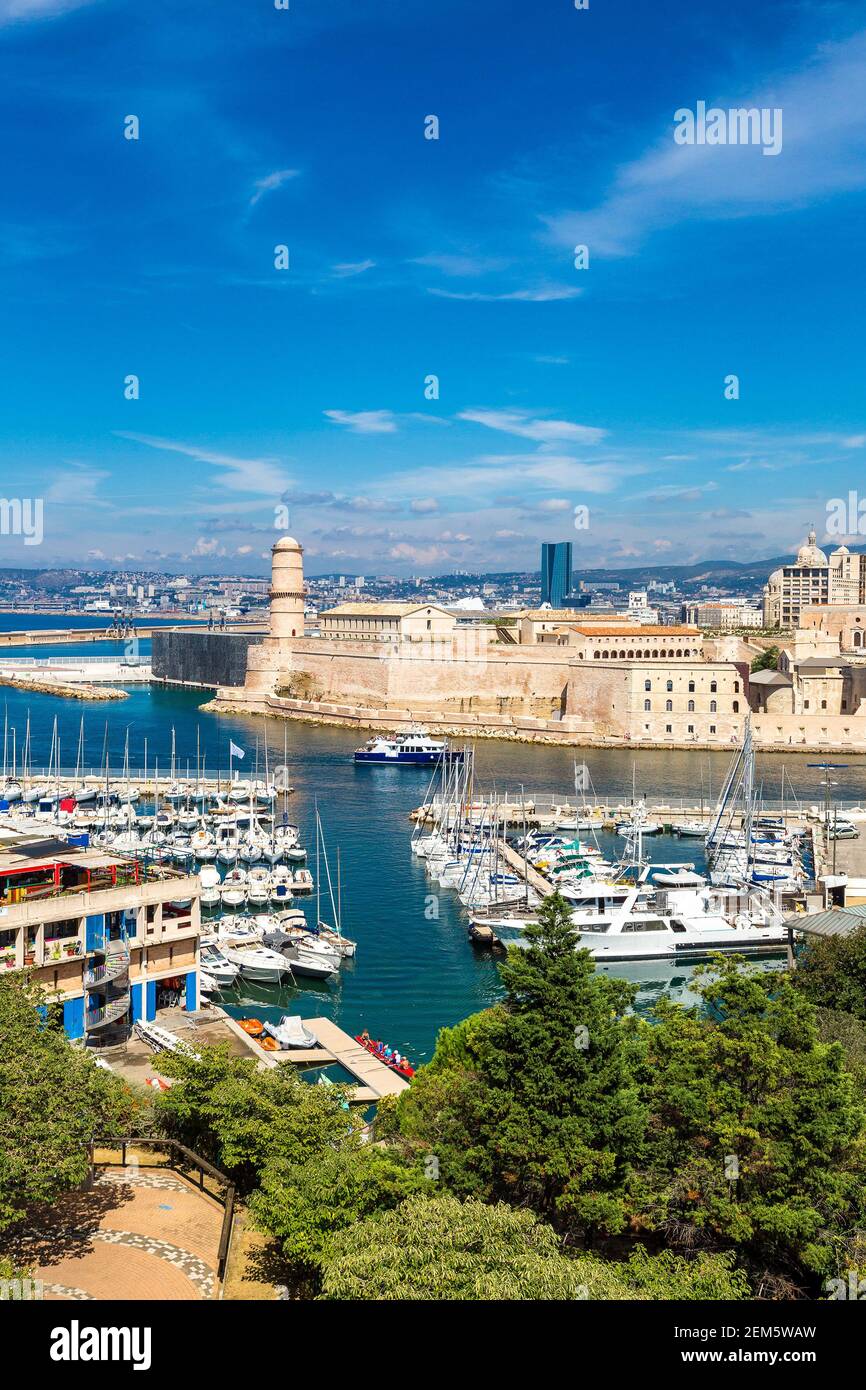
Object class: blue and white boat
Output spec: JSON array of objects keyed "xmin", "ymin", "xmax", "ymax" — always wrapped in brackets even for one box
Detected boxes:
[{"xmin": 354, "ymin": 731, "xmax": 462, "ymax": 765}]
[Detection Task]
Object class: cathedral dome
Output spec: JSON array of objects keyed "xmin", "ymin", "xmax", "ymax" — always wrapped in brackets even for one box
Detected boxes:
[{"xmin": 795, "ymin": 528, "xmax": 827, "ymax": 566}]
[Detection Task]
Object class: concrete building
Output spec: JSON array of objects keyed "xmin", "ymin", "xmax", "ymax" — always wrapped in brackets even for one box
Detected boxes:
[
  {"xmin": 319, "ymin": 601, "xmax": 456, "ymax": 642},
  {"xmin": 762, "ymin": 529, "xmax": 830, "ymax": 627},
  {"xmin": 762, "ymin": 532, "xmax": 866, "ymax": 627},
  {"xmin": 799, "ymin": 603, "xmax": 866, "ymax": 652},
  {"xmin": 685, "ymin": 601, "xmax": 763, "ymax": 629},
  {"xmin": 0, "ymin": 832, "xmax": 200, "ymax": 1043}
]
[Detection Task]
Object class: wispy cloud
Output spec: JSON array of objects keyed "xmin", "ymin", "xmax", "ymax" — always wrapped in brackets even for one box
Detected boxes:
[
  {"xmin": 429, "ymin": 283, "xmax": 581, "ymax": 302},
  {"xmin": 412, "ymin": 252, "xmax": 511, "ymax": 277},
  {"xmin": 115, "ymin": 432, "xmax": 291, "ymax": 495},
  {"xmin": 331, "ymin": 259, "xmax": 375, "ymax": 278},
  {"xmin": 249, "ymin": 168, "xmax": 300, "ymax": 207},
  {"xmin": 0, "ymin": 0, "xmax": 95, "ymax": 20},
  {"xmin": 544, "ymin": 29, "xmax": 866, "ymax": 256},
  {"xmin": 324, "ymin": 409, "xmax": 398, "ymax": 434},
  {"xmin": 457, "ymin": 408, "xmax": 605, "ymax": 445}
]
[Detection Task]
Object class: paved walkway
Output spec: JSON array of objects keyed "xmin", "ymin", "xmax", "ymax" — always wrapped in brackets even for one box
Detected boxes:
[{"xmin": 5, "ymin": 1169, "xmax": 224, "ymax": 1301}]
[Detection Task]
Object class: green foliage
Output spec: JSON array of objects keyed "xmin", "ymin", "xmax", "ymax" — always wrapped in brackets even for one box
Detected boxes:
[
  {"xmin": 250, "ymin": 1145, "xmax": 431, "ymax": 1274},
  {"xmin": 815, "ymin": 1008, "xmax": 866, "ymax": 1103},
  {"xmin": 750, "ymin": 645, "xmax": 780, "ymax": 672},
  {"xmin": 318, "ymin": 1195, "xmax": 592, "ymax": 1300},
  {"xmin": 633, "ymin": 960, "xmax": 866, "ymax": 1279},
  {"xmin": 793, "ymin": 926, "xmax": 866, "ymax": 1022},
  {"xmin": 318, "ymin": 1194, "xmax": 752, "ymax": 1301},
  {"xmin": 154, "ymin": 1044, "xmax": 361, "ymax": 1192},
  {"xmin": 398, "ymin": 892, "xmax": 645, "ymax": 1238},
  {"xmin": 0, "ymin": 975, "xmax": 136, "ymax": 1231}
]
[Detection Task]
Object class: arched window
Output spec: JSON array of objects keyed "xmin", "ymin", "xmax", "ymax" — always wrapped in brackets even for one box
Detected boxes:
[
  {"xmin": 652, "ymin": 649, "xmax": 658, "ymax": 658},
  {"xmin": 601, "ymin": 650, "xmax": 609, "ymax": 658},
  {"xmin": 644, "ymin": 679, "xmax": 651, "ymax": 691},
  {"xmin": 676, "ymin": 649, "xmax": 682, "ymax": 657},
  {"xmin": 710, "ymin": 700, "xmax": 717, "ymax": 713},
  {"xmin": 644, "ymin": 699, "xmax": 651, "ymax": 712},
  {"xmin": 734, "ymin": 681, "xmax": 740, "ymax": 693},
  {"xmin": 665, "ymin": 699, "xmax": 672, "ymax": 712},
  {"xmin": 710, "ymin": 680, "xmax": 717, "ymax": 693},
  {"xmin": 855, "ymin": 631, "xmax": 863, "ymax": 648},
  {"xmin": 733, "ymin": 700, "xmax": 739, "ymax": 713},
  {"xmin": 619, "ymin": 650, "xmax": 626, "ymax": 659},
  {"xmin": 688, "ymin": 681, "xmax": 695, "ymax": 693},
  {"xmin": 593, "ymin": 650, "xmax": 600, "ymax": 659},
  {"xmin": 666, "ymin": 680, "xmax": 673, "ymax": 691},
  {"xmin": 688, "ymin": 700, "xmax": 695, "ymax": 712}
]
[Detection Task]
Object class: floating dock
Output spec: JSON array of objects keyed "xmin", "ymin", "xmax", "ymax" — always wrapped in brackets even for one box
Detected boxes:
[{"xmin": 225, "ymin": 1015, "xmax": 410, "ymax": 1101}]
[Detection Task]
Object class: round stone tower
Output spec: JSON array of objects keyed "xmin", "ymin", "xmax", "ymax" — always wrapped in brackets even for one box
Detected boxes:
[{"xmin": 270, "ymin": 535, "xmax": 305, "ymax": 640}]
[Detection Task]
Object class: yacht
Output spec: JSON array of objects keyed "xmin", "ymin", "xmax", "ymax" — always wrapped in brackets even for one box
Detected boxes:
[
  {"xmin": 220, "ymin": 868, "xmax": 248, "ymax": 908},
  {"xmin": 353, "ymin": 731, "xmax": 461, "ymax": 765},
  {"xmin": 565, "ymin": 875, "xmax": 787, "ymax": 963},
  {"xmin": 199, "ymin": 941, "xmax": 240, "ymax": 987},
  {"xmin": 261, "ymin": 925, "xmax": 340, "ymax": 979},
  {"xmin": 224, "ymin": 944, "xmax": 293, "ymax": 983}
]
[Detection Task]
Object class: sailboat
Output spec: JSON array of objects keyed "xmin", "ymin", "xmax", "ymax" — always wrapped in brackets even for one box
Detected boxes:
[
  {"xmin": 1, "ymin": 708, "xmax": 22, "ymax": 802},
  {"xmin": 312, "ymin": 807, "xmax": 356, "ymax": 958}
]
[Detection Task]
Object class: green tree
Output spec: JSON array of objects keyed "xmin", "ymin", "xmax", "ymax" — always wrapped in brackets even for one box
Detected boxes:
[
  {"xmin": 318, "ymin": 1194, "xmax": 751, "ymax": 1301},
  {"xmin": 398, "ymin": 892, "xmax": 645, "ymax": 1238},
  {"xmin": 634, "ymin": 960, "xmax": 866, "ymax": 1282},
  {"xmin": 793, "ymin": 926, "xmax": 866, "ymax": 1022},
  {"xmin": 0, "ymin": 975, "xmax": 136, "ymax": 1232},
  {"xmin": 750, "ymin": 645, "xmax": 780, "ymax": 672},
  {"xmin": 250, "ymin": 1145, "xmax": 431, "ymax": 1277},
  {"xmin": 154, "ymin": 1044, "xmax": 361, "ymax": 1192}
]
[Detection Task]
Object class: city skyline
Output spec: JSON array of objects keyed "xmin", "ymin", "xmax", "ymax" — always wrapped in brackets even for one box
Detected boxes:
[{"xmin": 0, "ymin": 0, "xmax": 865, "ymax": 575}]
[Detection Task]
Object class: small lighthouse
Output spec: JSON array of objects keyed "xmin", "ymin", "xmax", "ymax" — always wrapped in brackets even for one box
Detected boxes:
[{"xmin": 269, "ymin": 535, "xmax": 305, "ymax": 641}]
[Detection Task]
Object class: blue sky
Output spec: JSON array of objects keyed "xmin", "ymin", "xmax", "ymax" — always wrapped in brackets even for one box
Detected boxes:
[{"xmin": 0, "ymin": 0, "xmax": 865, "ymax": 576}]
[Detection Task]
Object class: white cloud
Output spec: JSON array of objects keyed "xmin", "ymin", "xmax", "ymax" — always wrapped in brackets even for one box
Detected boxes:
[
  {"xmin": 544, "ymin": 29, "xmax": 866, "ymax": 256},
  {"xmin": 429, "ymin": 284, "xmax": 581, "ymax": 302},
  {"xmin": 536, "ymin": 497, "xmax": 573, "ymax": 512},
  {"xmin": 324, "ymin": 410, "xmax": 398, "ymax": 434},
  {"xmin": 413, "ymin": 253, "xmax": 511, "ymax": 277},
  {"xmin": 410, "ymin": 497, "xmax": 440, "ymax": 513},
  {"xmin": 0, "ymin": 0, "xmax": 94, "ymax": 19},
  {"xmin": 249, "ymin": 169, "xmax": 300, "ymax": 207},
  {"xmin": 331, "ymin": 259, "xmax": 375, "ymax": 277},
  {"xmin": 458, "ymin": 408, "xmax": 605, "ymax": 445},
  {"xmin": 116, "ymin": 433, "xmax": 291, "ymax": 495}
]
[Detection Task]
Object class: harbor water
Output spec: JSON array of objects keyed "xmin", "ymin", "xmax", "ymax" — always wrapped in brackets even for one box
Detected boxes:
[{"xmin": 4, "ymin": 629, "xmax": 866, "ymax": 1064}]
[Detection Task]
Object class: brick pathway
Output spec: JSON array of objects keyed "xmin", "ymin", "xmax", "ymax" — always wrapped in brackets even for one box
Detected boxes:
[{"xmin": 7, "ymin": 1169, "xmax": 224, "ymax": 1302}]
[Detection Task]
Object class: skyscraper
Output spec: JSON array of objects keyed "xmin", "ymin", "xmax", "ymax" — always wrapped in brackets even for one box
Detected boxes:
[{"xmin": 540, "ymin": 541, "xmax": 573, "ymax": 608}]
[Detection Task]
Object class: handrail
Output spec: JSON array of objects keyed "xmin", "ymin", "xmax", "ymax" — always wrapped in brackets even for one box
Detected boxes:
[{"xmin": 90, "ymin": 1137, "xmax": 236, "ymax": 1278}]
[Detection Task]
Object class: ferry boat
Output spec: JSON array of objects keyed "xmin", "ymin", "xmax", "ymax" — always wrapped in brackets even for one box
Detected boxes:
[{"xmin": 354, "ymin": 731, "xmax": 462, "ymax": 765}]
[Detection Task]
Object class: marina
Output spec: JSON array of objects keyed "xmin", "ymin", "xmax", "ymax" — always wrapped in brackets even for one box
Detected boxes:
[{"xmin": 5, "ymin": 664, "xmax": 866, "ymax": 1060}]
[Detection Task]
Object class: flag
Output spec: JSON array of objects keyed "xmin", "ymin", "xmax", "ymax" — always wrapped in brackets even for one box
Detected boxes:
[{"xmin": 229, "ymin": 741, "xmax": 245, "ymax": 760}]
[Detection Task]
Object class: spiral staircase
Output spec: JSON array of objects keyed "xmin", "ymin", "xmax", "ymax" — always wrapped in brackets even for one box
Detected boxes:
[{"xmin": 85, "ymin": 940, "xmax": 131, "ymax": 1036}]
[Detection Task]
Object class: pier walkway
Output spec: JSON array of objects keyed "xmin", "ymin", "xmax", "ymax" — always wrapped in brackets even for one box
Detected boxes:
[{"xmin": 230, "ymin": 1015, "xmax": 410, "ymax": 1100}]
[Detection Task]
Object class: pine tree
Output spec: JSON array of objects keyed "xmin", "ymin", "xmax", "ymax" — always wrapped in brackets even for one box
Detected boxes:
[{"xmin": 398, "ymin": 892, "xmax": 645, "ymax": 1238}]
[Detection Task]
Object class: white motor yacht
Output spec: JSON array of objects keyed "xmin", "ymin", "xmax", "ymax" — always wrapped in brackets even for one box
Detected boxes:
[
  {"xmin": 224, "ymin": 944, "xmax": 292, "ymax": 983},
  {"xmin": 199, "ymin": 941, "xmax": 240, "ymax": 987}
]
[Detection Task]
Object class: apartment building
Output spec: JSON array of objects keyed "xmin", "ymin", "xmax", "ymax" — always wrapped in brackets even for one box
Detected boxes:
[{"xmin": 0, "ymin": 832, "xmax": 200, "ymax": 1043}]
